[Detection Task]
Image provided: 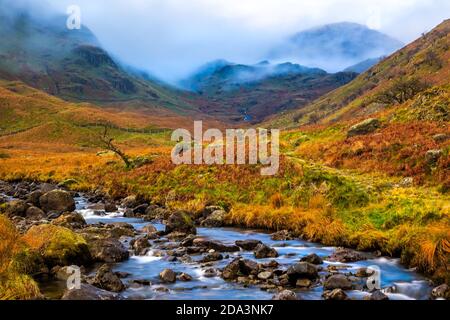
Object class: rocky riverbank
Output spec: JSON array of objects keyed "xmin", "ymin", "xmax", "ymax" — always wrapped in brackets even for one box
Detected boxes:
[{"xmin": 0, "ymin": 180, "xmax": 448, "ymax": 300}]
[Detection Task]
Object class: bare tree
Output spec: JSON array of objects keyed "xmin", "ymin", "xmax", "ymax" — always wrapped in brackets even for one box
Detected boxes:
[{"xmin": 98, "ymin": 125, "xmax": 132, "ymax": 168}]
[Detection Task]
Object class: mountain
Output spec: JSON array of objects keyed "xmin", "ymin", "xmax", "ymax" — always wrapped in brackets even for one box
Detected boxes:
[
  {"xmin": 269, "ymin": 22, "xmax": 403, "ymax": 72},
  {"xmin": 0, "ymin": 7, "xmax": 203, "ymax": 118},
  {"xmin": 183, "ymin": 60, "xmax": 357, "ymax": 123},
  {"xmin": 267, "ymin": 19, "xmax": 450, "ymax": 129},
  {"xmin": 343, "ymin": 57, "xmax": 385, "ymax": 73}
]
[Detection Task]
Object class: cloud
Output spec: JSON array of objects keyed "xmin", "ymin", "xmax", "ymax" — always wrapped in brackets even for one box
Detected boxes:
[{"xmin": 7, "ymin": 0, "xmax": 450, "ymax": 83}]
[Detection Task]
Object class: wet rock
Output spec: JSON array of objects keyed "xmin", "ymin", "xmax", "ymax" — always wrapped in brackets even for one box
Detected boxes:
[
  {"xmin": 300, "ymin": 253, "xmax": 323, "ymax": 265},
  {"xmin": 91, "ymin": 264, "xmax": 125, "ymax": 292},
  {"xmin": 52, "ymin": 212, "xmax": 87, "ymax": 229},
  {"xmin": 23, "ymin": 224, "xmax": 91, "ymax": 267},
  {"xmin": 178, "ymin": 273, "xmax": 193, "ymax": 281},
  {"xmin": 272, "ymin": 290, "xmax": 298, "ymax": 300},
  {"xmin": 25, "ymin": 206, "xmax": 46, "ymax": 221},
  {"xmin": 193, "ymin": 238, "xmax": 240, "ymax": 252},
  {"xmin": 133, "ymin": 204, "xmax": 149, "ymax": 216},
  {"xmin": 89, "ymin": 239, "xmax": 129, "ymax": 263},
  {"xmin": 235, "ymin": 240, "xmax": 263, "ymax": 251},
  {"xmin": 431, "ymin": 284, "xmax": 449, "ymax": 300},
  {"xmin": 142, "ymin": 224, "xmax": 157, "ymax": 234},
  {"xmin": 296, "ymin": 279, "xmax": 312, "ymax": 288},
  {"xmin": 254, "ymin": 244, "xmax": 279, "ymax": 259},
  {"xmin": 355, "ymin": 268, "xmax": 369, "ymax": 277},
  {"xmin": 425, "ymin": 149, "xmax": 443, "ymax": 167},
  {"xmin": 286, "ymin": 262, "xmax": 318, "ymax": 283},
  {"xmin": 347, "ymin": 118, "xmax": 380, "ymax": 137},
  {"xmin": 369, "ymin": 290, "xmax": 389, "ymax": 300},
  {"xmin": 270, "ymin": 230, "xmax": 294, "ymax": 241},
  {"xmin": 328, "ymin": 248, "xmax": 367, "ymax": 263},
  {"xmin": 115, "ymin": 272, "xmax": 131, "ymax": 279},
  {"xmin": 131, "ymin": 279, "xmax": 151, "ymax": 286},
  {"xmin": 322, "ymin": 289, "xmax": 348, "ymax": 300},
  {"xmin": 62, "ymin": 284, "xmax": 119, "ymax": 300},
  {"xmin": 200, "ymin": 209, "xmax": 227, "ymax": 227},
  {"xmin": 165, "ymin": 211, "xmax": 196, "ymax": 235},
  {"xmin": 107, "ymin": 222, "xmax": 135, "ymax": 238},
  {"xmin": 181, "ymin": 234, "xmax": 198, "ymax": 247},
  {"xmin": 222, "ymin": 258, "xmax": 259, "ymax": 280},
  {"xmin": 39, "ymin": 190, "xmax": 76, "ymax": 214},
  {"xmin": 122, "ymin": 195, "xmax": 138, "ymax": 208},
  {"xmin": 39, "ymin": 183, "xmax": 57, "ymax": 194},
  {"xmin": 257, "ymin": 271, "xmax": 273, "ymax": 281},
  {"xmin": 201, "ymin": 252, "xmax": 224, "ymax": 263},
  {"xmin": 5, "ymin": 200, "xmax": 29, "ymax": 217},
  {"xmin": 203, "ymin": 268, "xmax": 218, "ymax": 278},
  {"xmin": 131, "ymin": 237, "xmax": 151, "ymax": 255},
  {"xmin": 144, "ymin": 206, "xmax": 171, "ymax": 221},
  {"xmin": 166, "ymin": 231, "xmax": 188, "ymax": 240},
  {"xmin": 104, "ymin": 203, "xmax": 118, "ymax": 213},
  {"xmin": 27, "ymin": 190, "xmax": 44, "ymax": 207},
  {"xmin": 159, "ymin": 269, "xmax": 176, "ymax": 283},
  {"xmin": 324, "ymin": 274, "xmax": 353, "ymax": 290}
]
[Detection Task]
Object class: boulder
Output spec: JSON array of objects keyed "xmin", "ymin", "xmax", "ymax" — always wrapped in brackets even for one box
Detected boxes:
[
  {"xmin": 328, "ymin": 248, "xmax": 367, "ymax": 263},
  {"xmin": 270, "ymin": 230, "xmax": 294, "ymax": 241},
  {"xmin": 89, "ymin": 239, "xmax": 129, "ymax": 263},
  {"xmin": 27, "ymin": 190, "xmax": 44, "ymax": 207},
  {"xmin": 222, "ymin": 258, "xmax": 259, "ymax": 280},
  {"xmin": 431, "ymin": 284, "xmax": 449, "ymax": 300},
  {"xmin": 286, "ymin": 262, "xmax": 318, "ymax": 283},
  {"xmin": 159, "ymin": 269, "xmax": 176, "ymax": 283},
  {"xmin": 133, "ymin": 204, "xmax": 149, "ymax": 216},
  {"xmin": 254, "ymin": 244, "xmax": 279, "ymax": 259},
  {"xmin": 425, "ymin": 149, "xmax": 443, "ymax": 167},
  {"xmin": 23, "ymin": 224, "xmax": 91, "ymax": 267},
  {"xmin": 91, "ymin": 264, "xmax": 125, "ymax": 292},
  {"xmin": 178, "ymin": 273, "xmax": 193, "ymax": 282},
  {"xmin": 201, "ymin": 252, "xmax": 224, "ymax": 263},
  {"xmin": 62, "ymin": 284, "xmax": 119, "ymax": 300},
  {"xmin": 433, "ymin": 134, "xmax": 449, "ymax": 143},
  {"xmin": 131, "ymin": 237, "xmax": 151, "ymax": 255},
  {"xmin": 104, "ymin": 203, "xmax": 118, "ymax": 213},
  {"xmin": 144, "ymin": 205, "xmax": 171, "ymax": 221},
  {"xmin": 5, "ymin": 200, "xmax": 29, "ymax": 217},
  {"xmin": 347, "ymin": 118, "xmax": 381, "ymax": 137},
  {"xmin": 322, "ymin": 289, "xmax": 348, "ymax": 300},
  {"xmin": 165, "ymin": 211, "xmax": 196, "ymax": 235},
  {"xmin": 235, "ymin": 240, "xmax": 263, "ymax": 251},
  {"xmin": 193, "ymin": 238, "xmax": 240, "ymax": 252},
  {"xmin": 200, "ymin": 209, "xmax": 227, "ymax": 227},
  {"xmin": 122, "ymin": 195, "xmax": 138, "ymax": 208},
  {"xmin": 272, "ymin": 290, "xmax": 298, "ymax": 300},
  {"xmin": 39, "ymin": 190, "xmax": 76, "ymax": 213},
  {"xmin": 142, "ymin": 224, "xmax": 157, "ymax": 234},
  {"xmin": 324, "ymin": 274, "xmax": 353, "ymax": 290},
  {"xmin": 25, "ymin": 206, "xmax": 46, "ymax": 221},
  {"xmin": 257, "ymin": 271, "xmax": 273, "ymax": 281},
  {"xmin": 300, "ymin": 253, "xmax": 323, "ymax": 265},
  {"xmin": 369, "ymin": 290, "xmax": 389, "ymax": 300},
  {"xmin": 296, "ymin": 279, "xmax": 312, "ymax": 288},
  {"xmin": 52, "ymin": 212, "xmax": 86, "ymax": 229}
]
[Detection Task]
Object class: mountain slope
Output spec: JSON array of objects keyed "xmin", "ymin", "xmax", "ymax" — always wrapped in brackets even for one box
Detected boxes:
[
  {"xmin": 183, "ymin": 60, "xmax": 357, "ymax": 123},
  {"xmin": 269, "ymin": 22, "xmax": 403, "ymax": 72},
  {"xmin": 0, "ymin": 7, "xmax": 201, "ymax": 117},
  {"xmin": 268, "ymin": 19, "xmax": 450, "ymax": 128}
]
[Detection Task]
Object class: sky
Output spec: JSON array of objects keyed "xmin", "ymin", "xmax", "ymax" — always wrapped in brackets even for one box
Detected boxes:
[{"xmin": 7, "ymin": 0, "xmax": 450, "ymax": 83}]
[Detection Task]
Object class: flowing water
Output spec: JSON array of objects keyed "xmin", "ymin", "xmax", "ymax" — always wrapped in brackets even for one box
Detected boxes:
[{"xmin": 73, "ymin": 196, "xmax": 433, "ymax": 300}]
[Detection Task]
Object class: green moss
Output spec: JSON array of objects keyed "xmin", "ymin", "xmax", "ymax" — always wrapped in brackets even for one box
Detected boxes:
[{"xmin": 23, "ymin": 225, "xmax": 92, "ymax": 267}]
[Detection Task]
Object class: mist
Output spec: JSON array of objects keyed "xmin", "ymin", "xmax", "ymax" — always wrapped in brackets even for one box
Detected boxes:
[{"xmin": 2, "ymin": 0, "xmax": 450, "ymax": 84}]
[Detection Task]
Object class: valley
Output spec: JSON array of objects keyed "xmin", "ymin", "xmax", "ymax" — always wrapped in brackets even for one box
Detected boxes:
[{"xmin": 0, "ymin": 3, "xmax": 448, "ymax": 301}]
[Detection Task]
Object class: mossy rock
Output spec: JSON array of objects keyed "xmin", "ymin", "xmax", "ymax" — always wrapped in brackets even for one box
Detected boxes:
[{"xmin": 23, "ymin": 224, "xmax": 92, "ymax": 267}]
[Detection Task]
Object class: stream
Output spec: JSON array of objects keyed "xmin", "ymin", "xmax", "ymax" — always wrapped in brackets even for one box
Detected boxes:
[{"xmin": 40, "ymin": 196, "xmax": 433, "ymax": 300}]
